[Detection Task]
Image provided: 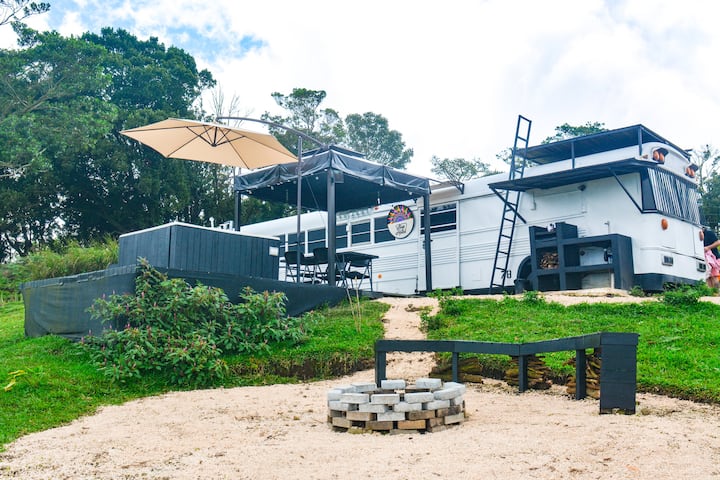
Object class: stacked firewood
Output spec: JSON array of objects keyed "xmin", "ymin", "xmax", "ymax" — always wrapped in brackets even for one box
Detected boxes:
[
  {"xmin": 565, "ymin": 349, "xmax": 601, "ymax": 399},
  {"xmin": 539, "ymin": 252, "xmax": 559, "ymax": 269},
  {"xmin": 504, "ymin": 354, "xmax": 552, "ymax": 390},
  {"xmin": 430, "ymin": 357, "xmax": 485, "ymax": 383}
]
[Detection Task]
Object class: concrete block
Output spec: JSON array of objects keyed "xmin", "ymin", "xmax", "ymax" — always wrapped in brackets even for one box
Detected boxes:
[
  {"xmin": 327, "ymin": 389, "xmax": 343, "ymax": 402},
  {"xmin": 381, "ymin": 379, "xmax": 406, "ymax": 390},
  {"xmin": 328, "ymin": 409, "xmax": 345, "ymax": 418},
  {"xmin": 416, "ymin": 378, "xmax": 442, "ymax": 389},
  {"xmin": 404, "ymin": 392, "xmax": 435, "ymax": 403},
  {"xmin": 393, "ymin": 401, "xmax": 422, "ymax": 413},
  {"xmin": 397, "ymin": 419, "xmax": 427, "ymax": 430},
  {"xmin": 340, "ymin": 393, "xmax": 370, "ymax": 404},
  {"xmin": 377, "ymin": 411, "xmax": 406, "ymax": 422},
  {"xmin": 333, "ymin": 384, "xmax": 356, "ymax": 393},
  {"xmin": 351, "ymin": 382, "xmax": 378, "ymax": 393},
  {"xmin": 359, "ymin": 403, "xmax": 389, "ymax": 413},
  {"xmin": 450, "ymin": 396, "xmax": 464, "ymax": 407},
  {"xmin": 443, "ymin": 382, "xmax": 466, "ymax": 394},
  {"xmin": 425, "ymin": 399, "xmax": 451, "ymax": 410},
  {"xmin": 347, "ymin": 411, "xmax": 375, "ymax": 421},
  {"xmin": 444, "ymin": 412, "xmax": 465, "ymax": 425},
  {"xmin": 328, "ymin": 401, "xmax": 357, "ymax": 412},
  {"xmin": 370, "ymin": 393, "xmax": 400, "ymax": 405},
  {"xmin": 433, "ymin": 387, "xmax": 462, "ymax": 400},
  {"xmin": 405, "ymin": 385, "xmax": 430, "ymax": 393}
]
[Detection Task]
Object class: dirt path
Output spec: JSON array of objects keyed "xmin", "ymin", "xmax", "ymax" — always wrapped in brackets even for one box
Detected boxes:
[{"xmin": 2, "ymin": 295, "xmax": 720, "ymax": 479}]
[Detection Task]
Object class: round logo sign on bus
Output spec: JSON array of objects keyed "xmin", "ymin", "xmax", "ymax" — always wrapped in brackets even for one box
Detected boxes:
[{"xmin": 387, "ymin": 205, "xmax": 414, "ymax": 239}]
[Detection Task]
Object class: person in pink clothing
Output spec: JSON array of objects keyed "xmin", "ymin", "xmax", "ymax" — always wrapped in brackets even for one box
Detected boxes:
[{"xmin": 700, "ymin": 228, "xmax": 720, "ymax": 288}]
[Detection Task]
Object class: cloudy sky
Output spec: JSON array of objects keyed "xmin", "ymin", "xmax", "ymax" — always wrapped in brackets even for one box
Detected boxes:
[{"xmin": 3, "ymin": 0, "xmax": 719, "ymax": 177}]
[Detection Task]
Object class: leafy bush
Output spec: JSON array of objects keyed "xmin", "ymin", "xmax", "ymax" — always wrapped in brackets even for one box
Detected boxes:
[
  {"xmin": 522, "ymin": 290, "xmax": 545, "ymax": 303},
  {"xmin": 661, "ymin": 284, "xmax": 703, "ymax": 306},
  {"xmin": 82, "ymin": 260, "xmax": 310, "ymax": 386},
  {"xmin": 629, "ymin": 285, "xmax": 646, "ymax": 297}
]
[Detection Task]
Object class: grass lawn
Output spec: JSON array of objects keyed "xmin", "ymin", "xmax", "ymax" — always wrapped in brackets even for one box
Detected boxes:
[
  {"xmin": 426, "ymin": 296, "xmax": 720, "ymax": 403},
  {"xmin": 0, "ymin": 299, "xmax": 387, "ymax": 450}
]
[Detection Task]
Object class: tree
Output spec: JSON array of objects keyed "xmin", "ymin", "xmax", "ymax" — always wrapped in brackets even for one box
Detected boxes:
[
  {"xmin": 262, "ymin": 88, "xmax": 414, "ymax": 169},
  {"xmin": 0, "ymin": 24, "xmax": 117, "ymax": 258},
  {"xmin": 0, "ymin": 26, "xmax": 225, "ymax": 259},
  {"xmin": 701, "ymin": 174, "xmax": 720, "ymax": 229},
  {"xmin": 64, "ymin": 28, "xmax": 225, "ymax": 239},
  {"xmin": 541, "ymin": 121, "xmax": 607, "ymax": 144},
  {"xmin": 0, "ymin": 0, "xmax": 49, "ymax": 27},
  {"xmin": 344, "ymin": 112, "xmax": 413, "ymax": 169},
  {"xmin": 261, "ymin": 88, "xmax": 344, "ymax": 151},
  {"xmin": 692, "ymin": 144, "xmax": 720, "ymax": 194},
  {"xmin": 496, "ymin": 121, "xmax": 608, "ymax": 167},
  {"xmin": 430, "ymin": 156, "xmax": 496, "ymax": 183}
]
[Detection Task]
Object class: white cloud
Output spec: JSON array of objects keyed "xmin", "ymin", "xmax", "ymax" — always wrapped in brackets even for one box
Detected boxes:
[{"xmin": 3, "ymin": 0, "xmax": 720, "ymax": 176}]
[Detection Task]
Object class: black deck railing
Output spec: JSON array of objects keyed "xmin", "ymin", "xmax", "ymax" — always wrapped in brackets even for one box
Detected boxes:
[{"xmin": 375, "ymin": 332, "xmax": 638, "ymax": 414}]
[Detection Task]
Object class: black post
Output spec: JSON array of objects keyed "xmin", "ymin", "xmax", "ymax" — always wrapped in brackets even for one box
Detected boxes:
[
  {"xmin": 234, "ymin": 190, "xmax": 241, "ymax": 231},
  {"xmin": 575, "ymin": 349, "xmax": 587, "ymax": 400},
  {"xmin": 375, "ymin": 350, "xmax": 386, "ymax": 386},
  {"xmin": 295, "ymin": 137, "xmax": 303, "ymax": 283},
  {"xmin": 423, "ymin": 192, "xmax": 432, "ymax": 292},
  {"xmin": 327, "ymin": 169, "xmax": 336, "ymax": 286},
  {"xmin": 599, "ymin": 333, "xmax": 638, "ymax": 414},
  {"xmin": 452, "ymin": 352, "xmax": 460, "ymax": 383},
  {"xmin": 518, "ymin": 355, "xmax": 528, "ymax": 392}
]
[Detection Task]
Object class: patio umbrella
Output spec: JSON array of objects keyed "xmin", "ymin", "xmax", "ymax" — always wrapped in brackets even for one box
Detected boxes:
[
  {"xmin": 120, "ymin": 118, "xmax": 297, "ymax": 168},
  {"xmin": 121, "ymin": 117, "xmax": 307, "ymax": 283}
]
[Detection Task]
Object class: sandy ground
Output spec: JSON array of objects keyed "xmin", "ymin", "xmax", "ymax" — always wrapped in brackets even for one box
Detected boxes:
[{"xmin": 2, "ymin": 292, "xmax": 720, "ymax": 479}]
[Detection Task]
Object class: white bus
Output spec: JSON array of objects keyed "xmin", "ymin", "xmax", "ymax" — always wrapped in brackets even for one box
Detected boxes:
[{"xmin": 240, "ymin": 124, "xmax": 704, "ymax": 295}]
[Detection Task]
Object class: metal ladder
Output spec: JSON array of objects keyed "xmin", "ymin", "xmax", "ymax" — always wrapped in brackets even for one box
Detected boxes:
[{"xmin": 489, "ymin": 115, "xmax": 532, "ymax": 294}]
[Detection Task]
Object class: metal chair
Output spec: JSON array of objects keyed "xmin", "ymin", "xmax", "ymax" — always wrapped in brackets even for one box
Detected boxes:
[
  {"xmin": 312, "ymin": 247, "xmax": 345, "ymax": 285},
  {"xmin": 344, "ymin": 258, "xmax": 373, "ymax": 291},
  {"xmin": 283, "ymin": 250, "xmax": 316, "ymax": 283}
]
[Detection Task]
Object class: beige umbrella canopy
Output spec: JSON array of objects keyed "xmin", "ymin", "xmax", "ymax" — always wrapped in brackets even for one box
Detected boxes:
[{"xmin": 120, "ymin": 118, "xmax": 297, "ymax": 168}]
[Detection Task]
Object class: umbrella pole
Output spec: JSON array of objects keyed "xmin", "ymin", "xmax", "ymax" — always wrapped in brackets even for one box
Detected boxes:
[{"xmin": 296, "ymin": 137, "xmax": 303, "ymax": 284}]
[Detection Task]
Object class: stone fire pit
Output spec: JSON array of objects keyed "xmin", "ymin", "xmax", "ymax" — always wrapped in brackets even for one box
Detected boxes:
[{"xmin": 327, "ymin": 378, "xmax": 465, "ymax": 433}]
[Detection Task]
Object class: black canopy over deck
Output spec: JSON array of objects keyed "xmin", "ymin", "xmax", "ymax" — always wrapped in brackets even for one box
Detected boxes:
[{"xmin": 234, "ymin": 145, "xmax": 434, "ymax": 290}]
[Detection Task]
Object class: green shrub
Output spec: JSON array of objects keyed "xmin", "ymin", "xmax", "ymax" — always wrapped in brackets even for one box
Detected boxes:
[
  {"xmin": 661, "ymin": 284, "xmax": 702, "ymax": 306},
  {"xmin": 82, "ymin": 260, "xmax": 310, "ymax": 386},
  {"xmin": 522, "ymin": 290, "xmax": 545, "ymax": 303},
  {"xmin": 629, "ymin": 285, "xmax": 646, "ymax": 297}
]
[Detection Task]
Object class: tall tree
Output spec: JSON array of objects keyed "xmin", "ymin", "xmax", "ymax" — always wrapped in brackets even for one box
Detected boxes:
[
  {"xmin": 0, "ymin": 24, "xmax": 116, "ymax": 258},
  {"xmin": 0, "ymin": 26, "xmax": 226, "ymax": 259},
  {"xmin": 0, "ymin": 0, "xmax": 49, "ymax": 27},
  {"xmin": 262, "ymin": 88, "xmax": 413, "ymax": 168},
  {"xmin": 261, "ymin": 88, "xmax": 343, "ymax": 151},
  {"xmin": 541, "ymin": 121, "xmax": 607, "ymax": 144},
  {"xmin": 344, "ymin": 112, "xmax": 413, "ymax": 169},
  {"xmin": 430, "ymin": 156, "xmax": 496, "ymax": 183},
  {"xmin": 496, "ymin": 121, "xmax": 608, "ymax": 167},
  {"xmin": 65, "ymin": 28, "xmax": 224, "ymax": 239},
  {"xmin": 692, "ymin": 144, "xmax": 720, "ymax": 194}
]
